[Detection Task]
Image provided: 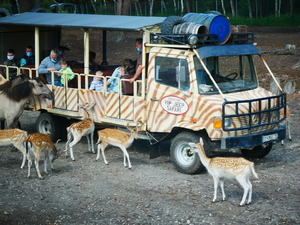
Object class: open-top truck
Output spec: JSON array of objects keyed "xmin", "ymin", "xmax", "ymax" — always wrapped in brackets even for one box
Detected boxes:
[{"xmin": 0, "ymin": 12, "xmax": 287, "ymax": 174}]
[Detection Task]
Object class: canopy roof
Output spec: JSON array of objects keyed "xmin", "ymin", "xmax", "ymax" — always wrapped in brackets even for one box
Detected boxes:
[{"xmin": 0, "ymin": 12, "xmax": 166, "ymax": 31}]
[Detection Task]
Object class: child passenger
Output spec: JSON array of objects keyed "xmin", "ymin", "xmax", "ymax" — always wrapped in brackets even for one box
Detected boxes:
[
  {"xmin": 107, "ymin": 58, "xmax": 135, "ymax": 93},
  {"xmin": 89, "ymin": 71, "xmax": 104, "ymax": 91},
  {"xmin": 58, "ymin": 59, "xmax": 74, "ymax": 86}
]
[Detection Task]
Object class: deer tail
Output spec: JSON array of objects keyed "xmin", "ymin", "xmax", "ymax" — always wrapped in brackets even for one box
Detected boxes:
[{"xmin": 251, "ymin": 163, "xmax": 259, "ymax": 179}]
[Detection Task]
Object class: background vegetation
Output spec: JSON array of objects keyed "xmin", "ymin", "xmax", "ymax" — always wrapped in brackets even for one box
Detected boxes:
[{"xmin": 0, "ymin": 0, "xmax": 299, "ymax": 26}]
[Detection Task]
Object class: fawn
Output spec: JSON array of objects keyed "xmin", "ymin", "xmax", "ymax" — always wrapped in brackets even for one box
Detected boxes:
[
  {"xmin": 0, "ymin": 129, "xmax": 28, "ymax": 168},
  {"xmin": 65, "ymin": 102, "xmax": 96, "ymax": 160},
  {"xmin": 189, "ymin": 138, "xmax": 259, "ymax": 206},
  {"xmin": 24, "ymin": 133, "xmax": 67, "ymax": 179},
  {"xmin": 96, "ymin": 125, "xmax": 140, "ymax": 168}
]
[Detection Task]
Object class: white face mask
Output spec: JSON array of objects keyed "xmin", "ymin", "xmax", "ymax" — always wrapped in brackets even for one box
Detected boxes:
[{"xmin": 7, "ymin": 55, "xmax": 14, "ymax": 60}]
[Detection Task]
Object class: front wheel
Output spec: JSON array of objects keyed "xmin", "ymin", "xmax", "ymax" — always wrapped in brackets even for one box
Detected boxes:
[
  {"xmin": 241, "ymin": 143, "xmax": 273, "ymax": 158},
  {"xmin": 170, "ymin": 131, "xmax": 211, "ymax": 174},
  {"xmin": 36, "ymin": 112, "xmax": 63, "ymax": 141}
]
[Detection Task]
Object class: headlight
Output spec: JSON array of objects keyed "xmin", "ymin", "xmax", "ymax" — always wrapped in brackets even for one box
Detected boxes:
[{"xmin": 213, "ymin": 117, "xmax": 232, "ymax": 128}]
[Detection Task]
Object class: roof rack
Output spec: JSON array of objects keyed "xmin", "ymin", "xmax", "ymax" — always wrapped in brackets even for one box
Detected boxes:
[{"xmin": 150, "ymin": 33, "xmax": 254, "ymax": 47}]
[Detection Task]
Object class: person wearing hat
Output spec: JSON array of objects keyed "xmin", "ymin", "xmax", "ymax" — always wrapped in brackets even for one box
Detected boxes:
[{"xmin": 89, "ymin": 70, "xmax": 104, "ymax": 91}]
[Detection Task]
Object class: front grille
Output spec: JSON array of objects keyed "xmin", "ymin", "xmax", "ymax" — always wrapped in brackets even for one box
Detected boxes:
[{"xmin": 222, "ymin": 93, "xmax": 286, "ymax": 134}]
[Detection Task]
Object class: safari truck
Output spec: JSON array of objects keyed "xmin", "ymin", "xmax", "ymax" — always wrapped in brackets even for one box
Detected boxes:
[{"xmin": 0, "ymin": 12, "xmax": 287, "ymax": 174}]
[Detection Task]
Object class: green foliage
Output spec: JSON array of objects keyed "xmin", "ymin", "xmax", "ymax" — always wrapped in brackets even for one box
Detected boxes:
[{"xmin": 229, "ymin": 14, "xmax": 300, "ymax": 27}]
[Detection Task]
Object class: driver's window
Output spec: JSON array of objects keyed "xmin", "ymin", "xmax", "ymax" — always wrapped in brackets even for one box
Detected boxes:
[{"xmin": 155, "ymin": 56, "xmax": 190, "ymax": 91}]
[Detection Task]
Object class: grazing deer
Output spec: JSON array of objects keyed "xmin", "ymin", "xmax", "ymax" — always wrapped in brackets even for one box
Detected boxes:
[
  {"xmin": 280, "ymin": 106, "xmax": 291, "ymax": 145},
  {"xmin": 0, "ymin": 129, "xmax": 28, "ymax": 168},
  {"xmin": 96, "ymin": 125, "xmax": 140, "ymax": 168},
  {"xmin": 24, "ymin": 133, "xmax": 67, "ymax": 179},
  {"xmin": 189, "ymin": 138, "xmax": 259, "ymax": 206},
  {"xmin": 65, "ymin": 102, "xmax": 96, "ymax": 161}
]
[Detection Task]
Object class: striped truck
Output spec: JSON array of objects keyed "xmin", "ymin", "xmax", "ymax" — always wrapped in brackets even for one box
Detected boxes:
[{"xmin": 0, "ymin": 13, "xmax": 287, "ymax": 174}]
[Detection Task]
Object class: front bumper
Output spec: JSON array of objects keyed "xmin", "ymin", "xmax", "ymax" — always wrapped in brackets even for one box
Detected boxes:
[{"xmin": 221, "ymin": 125, "xmax": 286, "ymax": 149}]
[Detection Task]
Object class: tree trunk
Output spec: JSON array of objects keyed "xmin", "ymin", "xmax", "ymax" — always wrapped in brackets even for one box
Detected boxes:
[
  {"xmin": 19, "ymin": 0, "xmax": 30, "ymax": 13},
  {"xmin": 248, "ymin": 0, "xmax": 253, "ymax": 18},
  {"xmin": 230, "ymin": 0, "xmax": 235, "ymax": 16},
  {"xmin": 149, "ymin": 0, "xmax": 154, "ymax": 16},
  {"xmin": 123, "ymin": 0, "xmax": 131, "ymax": 15},
  {"xmin": 186, "ymin": 0, "xmax": 191, "ymax": 13},
  {"xmin": 116, "ymin": 0, "xmax": 123, "ymax": 15},
  {"xmin": 90, "ymin": 0, "xmax": 97, "ymax": 14},
  {"xmin": 221, "ymin": 0, "xmax": 226, "ymax": 15},
  {"xmin": 290, "ymin": 0, "xmax": 293, "ymax": 15}
]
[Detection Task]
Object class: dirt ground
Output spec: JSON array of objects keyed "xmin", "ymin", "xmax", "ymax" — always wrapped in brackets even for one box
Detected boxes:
[{"xmin": 0, "ymin": 28, "xmax": 300, "ymax": 225}]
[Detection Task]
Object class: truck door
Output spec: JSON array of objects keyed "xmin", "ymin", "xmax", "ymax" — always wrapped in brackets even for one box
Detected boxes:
[{"xmin": 146, "ymin": 54, "xmax": 194, "ymax": 132}]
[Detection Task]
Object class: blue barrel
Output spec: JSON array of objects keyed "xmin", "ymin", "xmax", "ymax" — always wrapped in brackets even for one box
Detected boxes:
[{"xmin": 183, "ymin": 13, "xmax": 231, "ymax": 45}]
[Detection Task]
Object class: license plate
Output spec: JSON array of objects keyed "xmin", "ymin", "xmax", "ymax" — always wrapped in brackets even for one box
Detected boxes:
[{"xmin": 262, "ymin": 133, "xmax": 278, "ymax": 143}]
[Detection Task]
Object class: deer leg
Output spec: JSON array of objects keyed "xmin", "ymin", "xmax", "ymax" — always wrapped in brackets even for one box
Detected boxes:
[
  {"xmin": 65, "ymin": 132, "xmax": 72, "ymax": 156},
  {"xmin": 287, "ymin": 120, "xmax": 292, "ymax": 141},
  {"xmin": 68, "ymin": 135, "xmax": 82, "ymax": 161},
  {"xmin": 212, "ymin": 176, "xmax": 219, "ymax": 203},
  {"xmin": 34, "ymin": 154, "xmax": 43, "ymax": 180},
  {"xmin": 100, "ymin": 143, "xmax": 109, "ymax": 165},
  {"xmin": 96, "ymin": 143, "xmax": 101, "ymax": 160},
  {"xmin": 20, "ymin": 150, "xmax": 26, "ymax": 169},
  {"xmin": 44, "ymin": 151, "xmax": 49, "ymax": 174},
  {"xmin": 219, "ymin": 179, "xmax": 226, "ymax": 201},
  {"xmin": 86, "ymin": 135, "xmax": 91, "ymax": 152},
  {"xmin": 120, "ymin": 147, "xmax": 131, "ymax": 168},
  {"xmin": 90, "ymin": 132, "xmax": 95, "ymax": 153},
  {"xmin": 246, "ymin": 178, "xmax": 253, "ymax": 205},
  {"xmin": 27, "ymin": 153, "xmax": 32, "ymax": 178},
  {"xmin": 236, "ymin": 175, "xmax": 250, "ymax": 206}
]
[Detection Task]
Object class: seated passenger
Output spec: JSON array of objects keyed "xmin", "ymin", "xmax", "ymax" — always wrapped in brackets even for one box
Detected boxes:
[
  {"xmin": 20, "ymin": 45, "xmax": 35, "ymax": 66},
  {"xmin": 58, "ymin": 59, "xmax": 74, "ymax": 87},
  {"xmin": 89, "ymin": 71, "xmax": 104, "ymax": 91},
  {"xmin": 107, "ymin": 59, "xmax": 135, "ymax": 93}
]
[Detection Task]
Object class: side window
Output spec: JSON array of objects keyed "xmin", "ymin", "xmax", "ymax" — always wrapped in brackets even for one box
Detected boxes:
[{"xmin": 155, "ymin": 56, "xmax": 190, "ymax": 91}]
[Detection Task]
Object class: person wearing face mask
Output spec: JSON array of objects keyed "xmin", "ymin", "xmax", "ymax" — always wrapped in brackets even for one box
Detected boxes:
[
  {"xmin": 3, "ymin": 48, "xmax": 19, "ymax": 78},
  {"xmin": 20, "ymin": 45, "xmax": 35, "ymax": 66},
  {"xmin": 57, "ymin": 45, "xmax": 70, "ymax": 60},
  {"xmin": 129, "ymin": 38, "xmax": 143, "ymax": 84},
  {"xmin": 38, "ymin": 48, "xmax": 63, "ymax": 86}
]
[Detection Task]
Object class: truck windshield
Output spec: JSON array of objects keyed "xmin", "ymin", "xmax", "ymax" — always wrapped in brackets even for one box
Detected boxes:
[{"xmin": 194, "ymin": 55, "xmax": 258, "ymax": 94}]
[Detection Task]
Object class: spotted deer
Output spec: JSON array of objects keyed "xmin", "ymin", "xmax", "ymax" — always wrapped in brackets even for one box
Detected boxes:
[
  {"xmin": 0, "ymin": 129, "xmax": 28, "ymax": 168},
  {"xmin": 96, "ymin": 124, "xmax": 140, "ymax": 168},
  {"xmin": 24, "ymin": 133, "xmax": 67, "ymax": 179},
  {"xmin": 189, "ymin": 138, "xmax": 259, "ymax": 206},
  {"xmin": 65, "ymin": 102, "xmax": 96, "ymax": 161},
  {"xmin": 281, "ymin": 106, "xmax": 291, "ymax": 145}
]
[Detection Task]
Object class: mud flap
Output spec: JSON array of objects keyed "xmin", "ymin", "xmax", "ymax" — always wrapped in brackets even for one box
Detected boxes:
[{"xmin": 149, "ymin": 142, "xmax": 161, "ymax": 159}]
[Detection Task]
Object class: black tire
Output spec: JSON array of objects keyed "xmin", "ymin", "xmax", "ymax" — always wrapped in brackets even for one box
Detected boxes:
[
  {"xmin": 161, "ymin": 16, "xmax": 184, "ymax": 34},
  {"xmin": 204, "ymin": 11, "xmax": 222, "ymax": 15},
  {"xmin": 0, "ymin": 8, "xmax": 11, "ymax": 17},
  {"xmin": 30, "ymin": 7, "xmax": 46, "ymax": 13},
  {"xmin": 170, "ymin": 131, "xmax": 211, "ymax": 174},
  {"xmin": 241, "ymin": 143, "xmax": 273, "ymax": 158},
  {"xmin": 36, "ymin": 112, "xmax": 63, "ymax": 141}
]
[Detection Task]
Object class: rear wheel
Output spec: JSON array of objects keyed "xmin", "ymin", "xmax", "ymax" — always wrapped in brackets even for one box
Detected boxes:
[
  {"xmin": 30, "ymin": 7, "xmax": 46, "ymax": 13},
  {"xmin": 241, "ymin": 143, "xmax": 273, "ymax": 158},
  {"xmin": 170, "ymin": 131, "xmax": 211, "ymax": 174},
  {"xmin": 36, "ymin": 112, "xmax": 63, "ymax": 141},
  {"xmin": 0, "ymin": 8, "xmax": 10, "ymax": 17}
]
